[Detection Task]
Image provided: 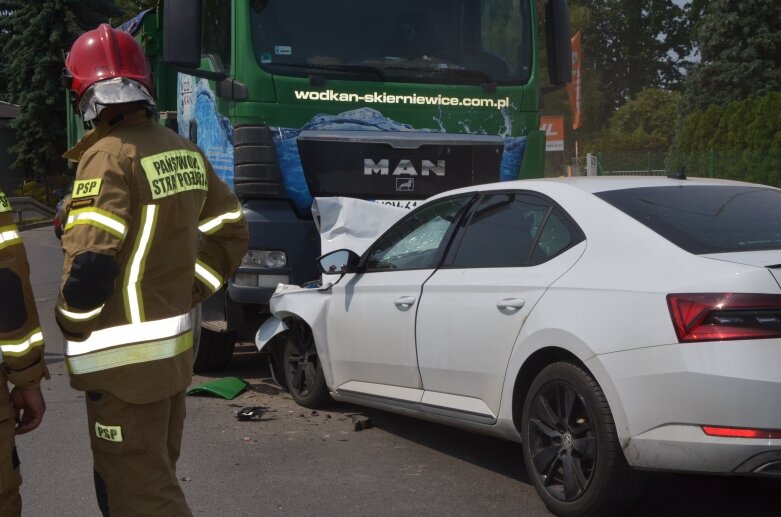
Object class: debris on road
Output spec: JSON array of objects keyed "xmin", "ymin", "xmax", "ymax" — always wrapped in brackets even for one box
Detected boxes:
[
  {"xmin": 352, "ymin": 415, "xmax": 373, "ymax": 432},
  {"xmin": 186, "ymin": 377, "xmax": 248, "ymax": 400},
  {"xmin": 235, "ymin": 406, "xmax": 272, "ymax": 421}
]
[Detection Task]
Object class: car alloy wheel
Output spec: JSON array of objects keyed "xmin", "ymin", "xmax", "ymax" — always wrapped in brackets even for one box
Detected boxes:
[
  {"xmin": 527, "ymin": 379, "xmax": 596, "ymax": 502},
  {"xmin": 285, "ymin": 319, "xmax": 319, "ymax": 397},
  {"xmin": 521, "ymin": 362, "xmax": 644, "ymax": 516},
  {"xmin": 283, "ymin": 319, "xmax": 332, "ymax": 408}
]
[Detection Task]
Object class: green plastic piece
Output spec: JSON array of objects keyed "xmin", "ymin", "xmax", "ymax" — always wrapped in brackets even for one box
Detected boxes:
[{"xmin": 186, "ymin": 377, "xmax": 248, "ymax": 400}]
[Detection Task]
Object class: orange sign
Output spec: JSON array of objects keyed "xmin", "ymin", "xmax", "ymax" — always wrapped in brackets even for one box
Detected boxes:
[
  {"xmin": 567, "ymin": 31, "xmax": 582, "ymax": 130},
  {"xmin": 540, "ymin": 115, "xmax": 565, "ymax": 152}
]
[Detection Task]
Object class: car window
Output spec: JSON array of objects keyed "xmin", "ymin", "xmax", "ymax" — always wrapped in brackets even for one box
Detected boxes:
[
  {"xmin": 366, "ymin": 196, "xmax": 470, "ymax": 271},
  {"xmin": 530, "ymin": 210, "xmax": 579, "ymax": 264},
  {"xmin": 596, "ymin": 185, "xmax": 781, "ymax": 254},
  {"xmin": 450, "ymin": 193, "xmax": 551, "ymax": 268}
]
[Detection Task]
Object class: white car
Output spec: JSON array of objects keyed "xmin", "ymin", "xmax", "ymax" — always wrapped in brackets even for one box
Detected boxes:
[{"xmin": 256, "ymin": 176, "xmax": 781, "ymax": 516}]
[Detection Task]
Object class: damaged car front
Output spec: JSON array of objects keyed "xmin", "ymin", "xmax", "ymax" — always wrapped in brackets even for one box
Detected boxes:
[{"xmin": 255, "ymin": 196, "xmax": 407, "ymax": 406}]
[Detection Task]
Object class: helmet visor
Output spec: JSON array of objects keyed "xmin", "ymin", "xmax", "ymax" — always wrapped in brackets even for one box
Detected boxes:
[{"xmin": 78, "ymin": 77, "xmax": 156, "ymax": 122}]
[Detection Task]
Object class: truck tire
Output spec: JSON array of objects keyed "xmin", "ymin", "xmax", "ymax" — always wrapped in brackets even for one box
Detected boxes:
[{"xmin": 192, "ymin": 305, "xmax": 236, "ymax": 373}]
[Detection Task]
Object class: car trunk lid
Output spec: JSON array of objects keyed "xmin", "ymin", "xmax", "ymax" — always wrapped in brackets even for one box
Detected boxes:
[{"xmin": 702, "ymin": 250, "xmax": 781, "ymax": 288}]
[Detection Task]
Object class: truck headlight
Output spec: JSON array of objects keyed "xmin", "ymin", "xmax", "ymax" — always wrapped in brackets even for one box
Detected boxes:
[{"xmin": 241, "ymin": 250, "xmax": 287, "ymax": 269}]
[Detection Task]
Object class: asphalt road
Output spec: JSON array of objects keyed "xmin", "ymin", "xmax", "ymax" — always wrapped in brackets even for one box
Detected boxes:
[{"xmin": 18, "ymin": 226, "xmax": 781, "ymax": 516}]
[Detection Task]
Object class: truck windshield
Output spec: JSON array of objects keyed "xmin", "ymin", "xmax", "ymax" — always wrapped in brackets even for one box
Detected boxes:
[{"xmin": 249, "ymin": 0, "xmax": 532, "ymax": 85}]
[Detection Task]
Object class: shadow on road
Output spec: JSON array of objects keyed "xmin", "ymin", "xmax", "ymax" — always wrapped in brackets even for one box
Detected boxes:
[{"xmin": 209, "ymin": 344, "xmax": 780, "ymax": 516}]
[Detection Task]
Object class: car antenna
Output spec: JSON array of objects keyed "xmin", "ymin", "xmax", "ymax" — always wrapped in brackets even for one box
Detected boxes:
[{"xmin": 668, "ymin": 166, "xmax": 686, "ymax": 180}]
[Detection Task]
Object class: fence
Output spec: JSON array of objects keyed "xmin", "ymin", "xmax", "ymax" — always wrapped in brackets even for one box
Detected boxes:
[
  {"xmin": 572, "ymin": 150, "xmax": 781, "ymax": 187},
  {"xmin": 7, "ymin": 175, "xmax": 71, "ymax": 207},
  {"xmin": 8, "ymin": 196, "xmax": 55, "ymax": 225}
]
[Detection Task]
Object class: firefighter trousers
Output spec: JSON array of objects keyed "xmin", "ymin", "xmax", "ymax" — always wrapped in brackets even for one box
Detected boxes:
[
  {"xmin": 0, "ymin": 395, "xmax": 22, "ymax": 517},
  {"xmin": 85, "ymin": 389, "xmax": 192, "ymax": 517}
]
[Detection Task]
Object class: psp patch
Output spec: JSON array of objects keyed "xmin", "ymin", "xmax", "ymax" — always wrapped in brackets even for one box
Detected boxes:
[
  {"xmin": 72, "ymin": 178, "xmax": 103, "ymax": 199},
  {"xmin": 0, "ymin": 192, "xmax": 10, "ymax": 213},
  {"xmin": 95, "ymin": 421, "xmax": 123, "ymax": 443}
]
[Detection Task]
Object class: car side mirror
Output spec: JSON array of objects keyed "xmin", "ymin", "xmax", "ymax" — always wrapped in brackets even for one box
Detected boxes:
[{"xmin": 317, "ymin": 249, "xmax": 360, "ymax": 275}]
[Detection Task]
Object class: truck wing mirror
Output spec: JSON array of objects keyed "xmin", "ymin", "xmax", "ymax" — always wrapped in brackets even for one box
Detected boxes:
[
  {"xmin": 163, "ymin": 0, "xmax": 203, "ymax": 68},
  {"xmin": 545, "ymin": 0, "xmax": 572, "ymax": 87}
]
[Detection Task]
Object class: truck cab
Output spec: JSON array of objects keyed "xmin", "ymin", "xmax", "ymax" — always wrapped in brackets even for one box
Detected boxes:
[{"xmin": 106, "ymin": 0, "xmax": 571, "ymax": 371}]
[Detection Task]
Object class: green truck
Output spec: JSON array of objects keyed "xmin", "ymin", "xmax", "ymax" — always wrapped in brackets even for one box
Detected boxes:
[{"xmin": 70, "ymin": 0, "xmax": 571, "ymax": 371}]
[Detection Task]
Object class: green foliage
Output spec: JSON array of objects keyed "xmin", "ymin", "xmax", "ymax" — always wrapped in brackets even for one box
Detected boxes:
[
  {"xmin": 584, "ymin": 88, "xmax": 680, "ymax": 154},
  {"xmin": 571, "ymin": 0, "xmax": 693, "ymax": 127},
  {"xmin": 681, "ymin": 0, "xmax": 781, "ymax": 113},
  {"xmin": 0, "ymin": 0, "xmax": 122, "ymax": 181},
  {"xmin": 607, "ymin": 89, "xmax": 680, "ymax": 138},
  {"xmin": 13, "ymin": 180, "xmax": 46, "ymax": 204},
  {"xmin": 114, "ymin": 0, "xmax": 156, "ymax": 21},
  {"xmin": 669, "ymin": 92, "xmax": 781, "ymax": 185},
  {"xmin": 544, "ymin": 1, "xmax": 695, "ymax": 161}
]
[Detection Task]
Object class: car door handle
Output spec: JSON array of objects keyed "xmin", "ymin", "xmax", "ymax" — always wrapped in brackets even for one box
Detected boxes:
[
  {"xmin": 394, "ymin": 296, "xmax": 417, "ymax": 308},
  {"xmin": 497, "ymin": 298, "xmax": 525, "ymax": 310}
]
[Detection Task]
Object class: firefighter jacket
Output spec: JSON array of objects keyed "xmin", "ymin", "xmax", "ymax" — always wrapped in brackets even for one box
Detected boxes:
[
  {"xmin": 56, "ymin": 108, "xmax": 249, "ymax": 404},
  {"xmin": 0, "ymin": 190, "xmax": 48, "ymax": 399}
]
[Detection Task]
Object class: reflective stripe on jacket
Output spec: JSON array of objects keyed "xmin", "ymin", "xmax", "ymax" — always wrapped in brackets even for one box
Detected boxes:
[
  {"xmin": 0, "ymin": 190, "xmax": 48, "ymax": 390},
  {"xmin": 57, "ymin": 109, "xmax": 249, "ymax": 404}
]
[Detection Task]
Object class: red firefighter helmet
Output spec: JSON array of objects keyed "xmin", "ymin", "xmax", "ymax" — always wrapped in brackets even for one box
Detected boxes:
[{"xmin": 63, "ymin": 23, "xmax": 155, "ymax": 121}]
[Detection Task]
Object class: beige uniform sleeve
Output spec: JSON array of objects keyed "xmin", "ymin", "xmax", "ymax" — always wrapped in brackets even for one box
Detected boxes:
[
  {"xmin": 0, "ymin": 191, "xmax": 48, "ymax": 388},
  {"xmin": 192, "ymin": 161, "xmax": 249, "ymax": 306},
  {"xmin": 56, "ymin": 151, "xmax": 132, "ymax": 340}
]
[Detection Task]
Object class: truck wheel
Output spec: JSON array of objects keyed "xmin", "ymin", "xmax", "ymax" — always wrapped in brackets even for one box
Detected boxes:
[
  {"xmin": 192, "ymin": 305, "xmax": 235, "ymax": 373},
  {"xmin": 521, "ymin": 362, "xmax": 644, "ymax": 516},
  {"xmin": 283, "ymin": 319, "xmax": 331, "ymax": 408}
]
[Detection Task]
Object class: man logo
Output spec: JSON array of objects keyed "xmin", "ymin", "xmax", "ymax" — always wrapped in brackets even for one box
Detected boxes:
[
  {"xmin": 364, "ymin": 159, "xmax": 445, "ymax": 177},
  {"xmin": 396, "ymin": 178, "xmax": 415, "ymax": 192}
]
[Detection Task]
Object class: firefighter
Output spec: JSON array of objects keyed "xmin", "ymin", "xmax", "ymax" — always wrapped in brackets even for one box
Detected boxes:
[
  {"xmin": 58, "ymin": 24, "xmax": 248, "ymax": 516},
  {"xmin": 0, "ymin": 189, "xmax": 48, "ymax": 516}
]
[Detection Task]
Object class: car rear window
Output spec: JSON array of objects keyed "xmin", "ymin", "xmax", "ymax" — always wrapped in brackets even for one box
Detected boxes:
[{"xmin": 595, "ymin": 185, "xmax": 781, "ymax": 254}]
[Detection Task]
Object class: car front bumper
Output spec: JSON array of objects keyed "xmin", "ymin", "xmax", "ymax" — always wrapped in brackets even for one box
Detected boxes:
[{"xmin": 596, "ymin": 339, "xmax": 781, "ymax": 476}]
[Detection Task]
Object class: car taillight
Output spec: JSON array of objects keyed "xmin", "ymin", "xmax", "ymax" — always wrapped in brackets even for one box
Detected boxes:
[
  {"xmin": 702, "ymin": 426, "xmax": 781, "ymax": 439},
  {"xmin": 667, "ymin": 293, "xmax": 781, "ymax": 342}
]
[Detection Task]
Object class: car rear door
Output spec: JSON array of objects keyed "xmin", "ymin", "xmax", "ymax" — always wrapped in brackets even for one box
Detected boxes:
[{"xmin": 416, "ymin": 192, "xmax": 585, "ymax": 419}]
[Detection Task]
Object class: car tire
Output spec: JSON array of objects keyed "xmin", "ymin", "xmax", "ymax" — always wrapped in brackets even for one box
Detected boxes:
[
  {"xmin": 192, "ymin": 305, "xmax": 236, "ymax": 373},
  {"xmin": 283, "ymin": 319, "xmax": 331, "ymax": 408},
  {"xmin": 521, "ymin": 361, "xmax": 645, "ymax": 517}
]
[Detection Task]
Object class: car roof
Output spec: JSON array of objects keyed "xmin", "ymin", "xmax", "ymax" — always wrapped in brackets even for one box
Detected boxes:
[{"xmin": 428, "ymin": 175, "xmax": 777, "ymax": 200}]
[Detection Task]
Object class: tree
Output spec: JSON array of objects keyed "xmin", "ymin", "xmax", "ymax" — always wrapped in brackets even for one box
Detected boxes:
[
  {"xmin": 570, "ymin": 0, "xmax": 693, "ymax": 130},
  {"xmin": 669, "ymin": 92, "xmax": 781, "ymax": 185},
  {"xmin": 0, "ymin": 0, "xmax": 121, "ymax": 183},
  {"xmin": 680, "ymin": 0, "xmax": 781, "ymax": 113},
  {"xmin": 114, "ymin": 0, "xmax": 156, "ymax": 20},
  {"xmin": 584, "ymin": 88, "xmax": 680, "ymax": 153}
]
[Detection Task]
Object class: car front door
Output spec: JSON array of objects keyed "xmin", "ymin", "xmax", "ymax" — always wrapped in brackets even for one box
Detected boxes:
[
  {"xmin": 416, "ymin": 192, "xmax": 586, "ymax": 418},
  {"xmin": 325, "ymin": 196, "xmax": 472, "ymax": 400}
]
